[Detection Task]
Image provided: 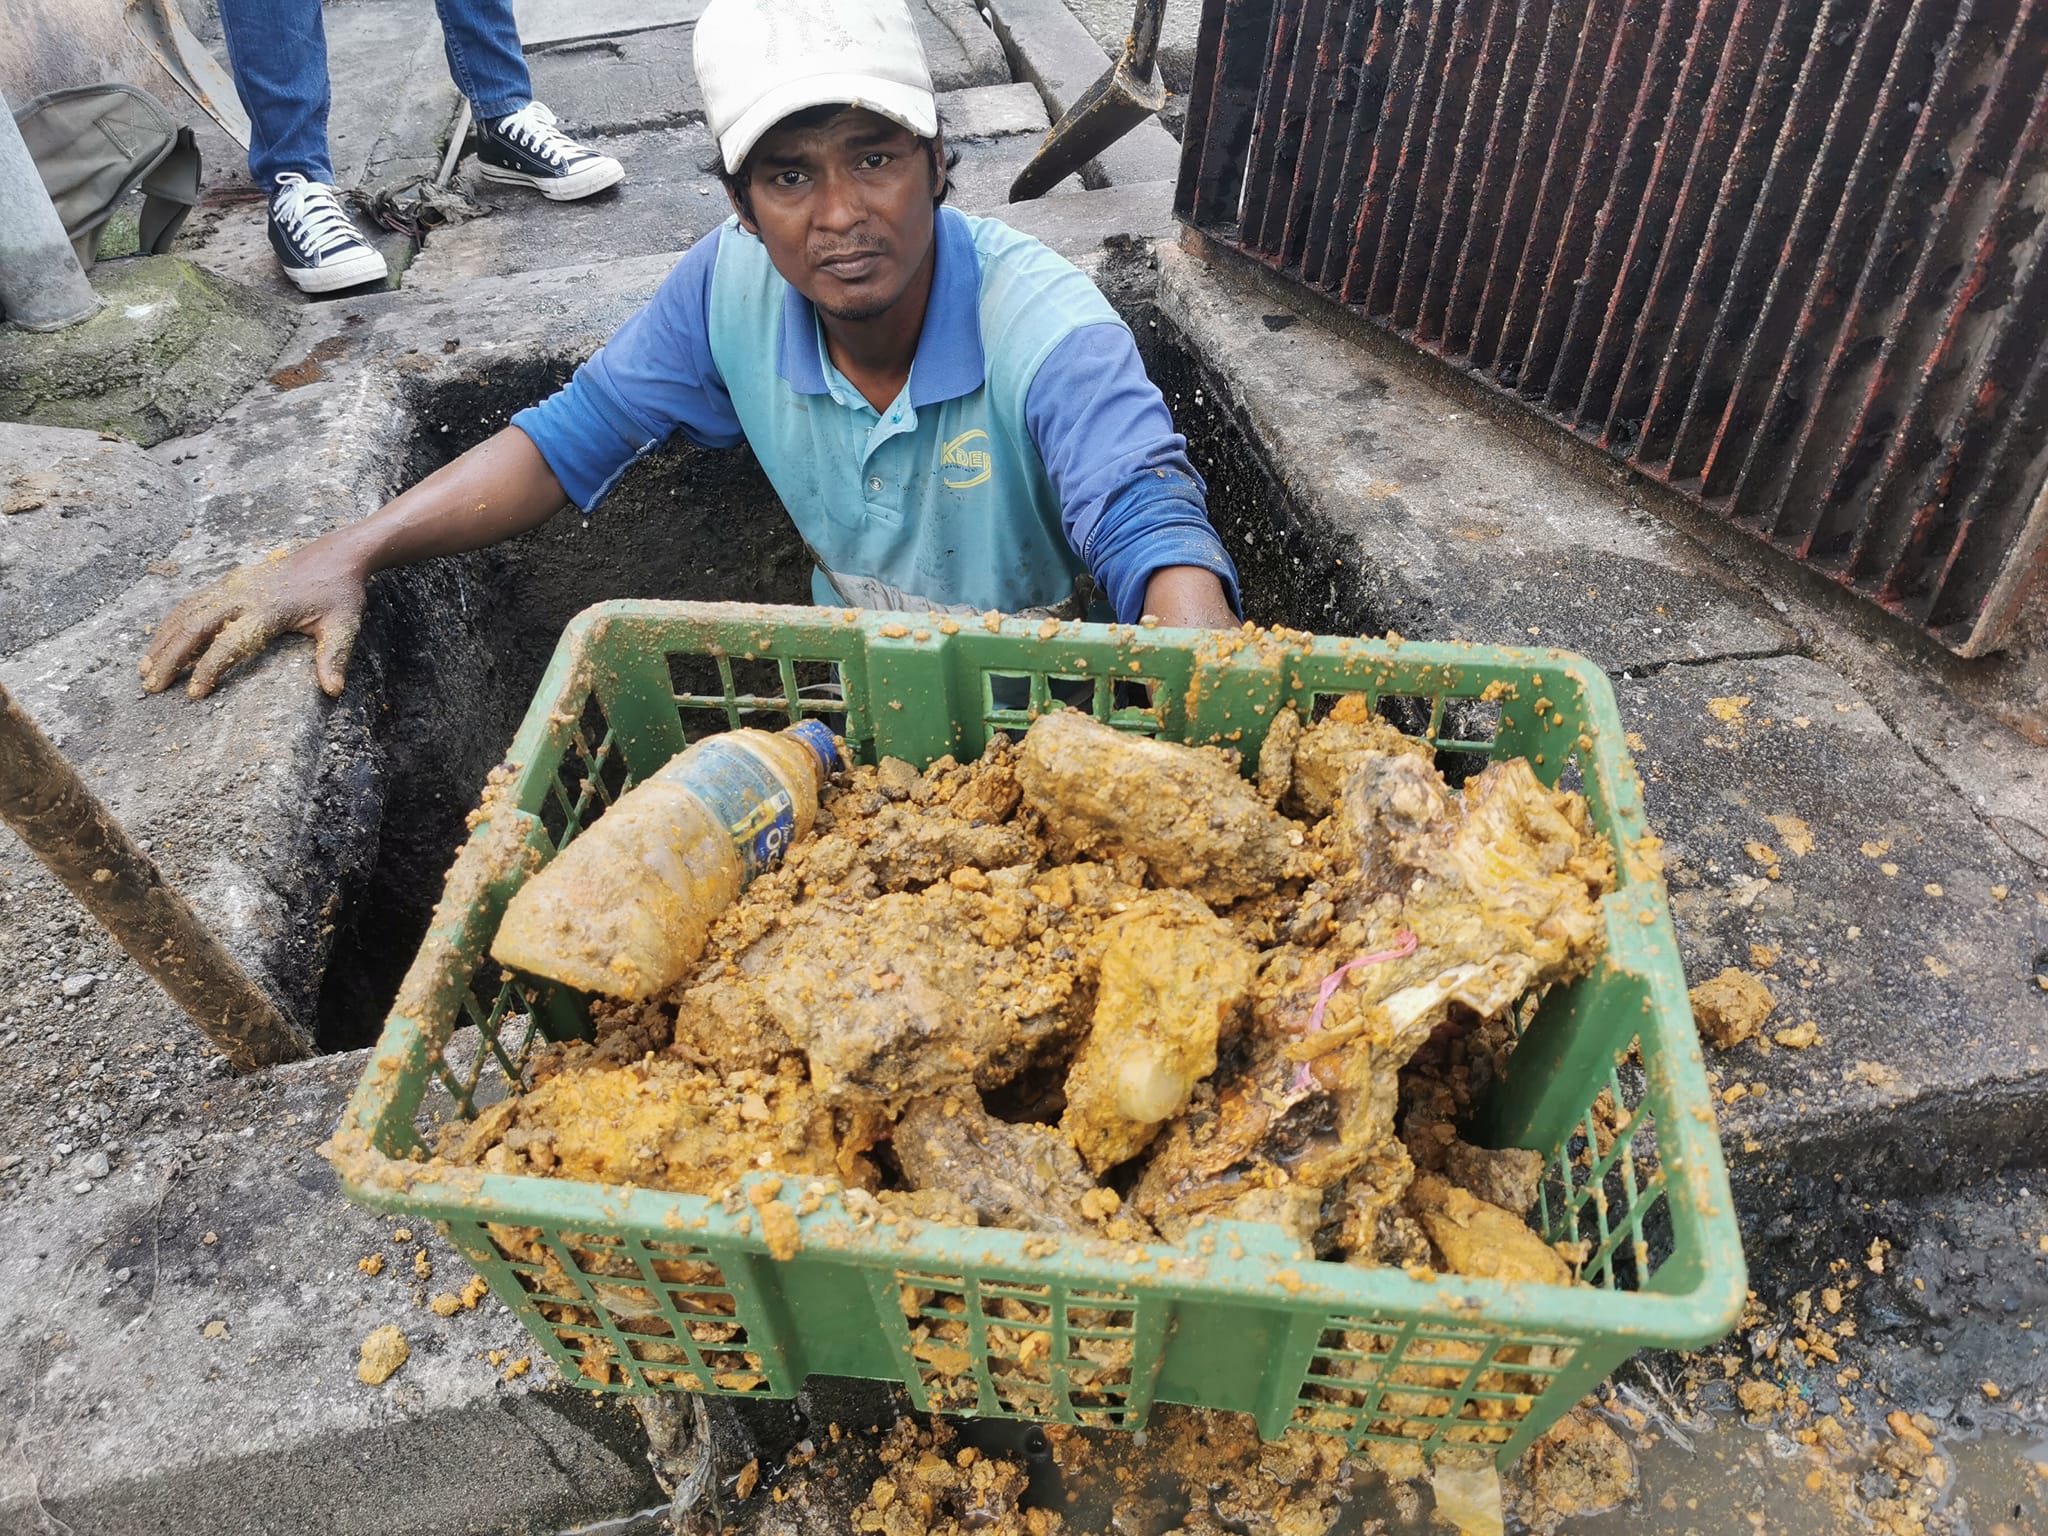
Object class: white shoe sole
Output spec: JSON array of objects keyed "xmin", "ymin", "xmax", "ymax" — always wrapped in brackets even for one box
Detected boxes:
[
  {"xmin": 479, "ymin": 157, "xmax": 626, "ymax": 201},
  {"xmin": 282, "ymin": 247, "xmax": 389, "ymax": 294}
]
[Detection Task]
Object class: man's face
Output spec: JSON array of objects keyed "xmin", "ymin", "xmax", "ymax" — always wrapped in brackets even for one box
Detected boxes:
[{"xmin": 735, "ymin": 107, "xmax": 941, "ymax": 323}]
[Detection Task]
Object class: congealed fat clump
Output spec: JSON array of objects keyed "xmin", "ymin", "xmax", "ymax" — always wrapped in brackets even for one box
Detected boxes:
[
  {"xmin": 1059, "ymin": 891, "xmax": 1259, "ymax": 1173},
  {"xmin": 1273, "ymin": 694, "xmax": 1435, "ymax": 820},
  {"xmin": 735, "ymin": 881, "xmax": 1084, "ymax": 1105},
  {"xmin": 1442, "ymin": 1139, "xmax": 1547, "ymax": 1217},
  {"xmin": 1133, "ymin": 736, "xmax": 1614, "ymax": 1245},
  {"xmin": 438, "ymin": 1046, "xmax": 846, "ymax": 1193},
  {"xmin": 894, "ymin": 1093, "xmax": 1153, "ymax": 1238},
  {"xmin": 1408, "ymin": 1174, "xmax": 1572, "ymax": 1285},
  {"xmin": 438, "ymin": 704, "xmax": 1618, "ymax": 1289},
  {"xmin": 1688, "ymin": 966, "xmax": 1775, "ymax": 1048},
  {"xmin": 1016, "ymin": 710, "xmax": 1300, "ymax": 904}
]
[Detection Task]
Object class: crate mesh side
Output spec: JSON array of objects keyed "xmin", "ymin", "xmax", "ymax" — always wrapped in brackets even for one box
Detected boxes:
[
  {"xmin": 534, "ymin": 694, "xmax": 631, "ymax": 849},
  {"xmin": 981, "ymin": 667, "xmax": 1167, "ymax": 737},
  {"xmin": 478, "ymin": 1226, "xmax": 786, "ymax": 1395},
  {"xmin": 420, "ymin": 694, "xmax": 629, "ymax": 1134},
  {"xmin": 1293, "ymin": 1315, "xmax": 1580, "ymax": 1450},
  {"xmin": 412, "ymin": 977, "xmax": 547, "ymax": 1144},
  {"xmin": 1531, "ymin": 1045, "xmax": 1671, "ymax": 1291},
  {"xmin": 893, "ymin": 1270, "xmax": 1151, "ymax": 1429},
  {"xmin": 670, "ymin": 651, "xmax": 861, "ymax": 753}
]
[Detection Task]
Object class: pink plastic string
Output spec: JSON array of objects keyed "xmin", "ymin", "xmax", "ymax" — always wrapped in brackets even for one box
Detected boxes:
[{"xmin": 1290, "ymin": 929, "xmax": 1420, "ymax": 1092}]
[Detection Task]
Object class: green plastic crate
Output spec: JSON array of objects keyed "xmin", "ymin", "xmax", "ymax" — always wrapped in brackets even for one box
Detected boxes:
[{"xmin": 328, "ymin": 600, "xmax": 1744, "ymax": 1466}]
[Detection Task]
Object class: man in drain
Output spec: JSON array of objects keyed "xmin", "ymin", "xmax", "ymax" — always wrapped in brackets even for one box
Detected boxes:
[{"xmin": 139, "ymin": 0, "xmax": 1242, "ymax": 701}]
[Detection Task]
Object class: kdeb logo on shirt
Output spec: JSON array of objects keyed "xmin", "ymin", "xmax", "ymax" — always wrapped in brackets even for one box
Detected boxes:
[{"xmin": 940, "ymin": 428, "xmax": 992, "ymax": 490}]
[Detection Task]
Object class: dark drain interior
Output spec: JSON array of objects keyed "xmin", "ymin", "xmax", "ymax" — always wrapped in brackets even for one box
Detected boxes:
[
  {"xmin": 312, "ymin": 357, "xmax": 812, "ymax": 1048},
  {"xmin": 1139, "ymin": 322, "xmax": 1396, "ymax": 640},
  {"xmin": 309, "ymin": 311, "xmax": 1390, "ymax": 1051}
]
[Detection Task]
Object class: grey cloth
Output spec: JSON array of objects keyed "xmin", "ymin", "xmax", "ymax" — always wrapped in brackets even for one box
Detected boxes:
[{"xmin": 13, "ymin": 84, "xmax": 201, "ymax": 269}]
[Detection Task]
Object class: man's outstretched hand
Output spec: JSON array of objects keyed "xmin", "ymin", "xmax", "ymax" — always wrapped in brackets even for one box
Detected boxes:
[
  {"xmin": 138, "ymin": 428, "xmax": 572, "ymax": 701},
  {"xmin": 140, "ymin": 543, "xmax": 368, "ymax": 700}
]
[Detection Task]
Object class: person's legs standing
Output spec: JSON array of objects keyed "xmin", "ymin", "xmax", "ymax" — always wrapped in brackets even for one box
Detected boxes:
[
  {"xmin": 218, "ymin": 0, "xmax": 388, "ymax": 292},
  {"xmin": 431, "ymin": 0, "xmax": 533, "ymax": 123},
  {"xmin": 216, "ymin": 0, "xmax": 333, "ymax": 187},
  {"xmin": 438, "ymin": 0, "xmax": 626, "ymax": 200}
]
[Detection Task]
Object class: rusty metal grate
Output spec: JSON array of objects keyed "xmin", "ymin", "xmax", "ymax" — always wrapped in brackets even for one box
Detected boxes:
[{"xmin": 1177, "ymin": 0, "xmax": 2048, "ymax": 656}]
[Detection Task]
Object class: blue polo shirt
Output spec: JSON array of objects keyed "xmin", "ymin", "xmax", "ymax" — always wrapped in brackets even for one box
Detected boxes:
[{"xmin": 511, "ymin": 207, "xmax": 1239, "ymax": 622}]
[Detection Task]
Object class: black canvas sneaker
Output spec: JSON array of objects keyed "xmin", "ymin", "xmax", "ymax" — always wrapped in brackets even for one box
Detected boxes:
[
  {"xmin": 475, "ymin": 102, "xmax": 625, "ymax": 201},
  {"xmin": 267, "ymin": 173, "xmax": 388, "ymax": 294}
]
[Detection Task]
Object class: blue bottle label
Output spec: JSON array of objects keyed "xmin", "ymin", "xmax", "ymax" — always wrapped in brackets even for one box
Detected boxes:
[{"xmin": 686, "ymin": 738, "xmax": 798, "ymax": 882}]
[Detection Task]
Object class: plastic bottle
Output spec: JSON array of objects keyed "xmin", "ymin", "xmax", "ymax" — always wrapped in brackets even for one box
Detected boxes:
[{"xmin": 491, "ymin": 720, "xmax": 841, "ymax": 1000}]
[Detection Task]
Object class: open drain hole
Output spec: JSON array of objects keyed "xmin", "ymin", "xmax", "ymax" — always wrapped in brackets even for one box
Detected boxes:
[{"xmin": 310, "ymin": 358, "xmax": 811, "ymax": 1049}]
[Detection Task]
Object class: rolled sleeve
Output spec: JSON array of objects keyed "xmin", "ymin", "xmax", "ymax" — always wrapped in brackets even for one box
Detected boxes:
[
  {"xmin": 1024, "ymin": 323, "xmax": 1241, "ymax": 623},
  {"xmin": 511, "ymin": 223, "xmax": 744, "ymax": 513},
  {"xmin": 1083, "ymin": 478, "xmax": 1243, "ymax": 623}
]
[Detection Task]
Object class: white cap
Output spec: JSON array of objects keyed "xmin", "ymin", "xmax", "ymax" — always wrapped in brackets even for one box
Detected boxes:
[{"xmin": 694, "ymin": 0, "xmax": 940, "ymax": 175}]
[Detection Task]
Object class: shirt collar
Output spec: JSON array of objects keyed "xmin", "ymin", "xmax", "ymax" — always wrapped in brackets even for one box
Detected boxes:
[{"xmin": 774, "ymin": 206, "xmax": 985, "ymax": 407}]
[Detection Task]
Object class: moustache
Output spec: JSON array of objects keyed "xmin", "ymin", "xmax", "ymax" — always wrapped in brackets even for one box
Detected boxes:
[{"xmin": 812, "ymin": 244, "xmax": 888, "ymax": 264}]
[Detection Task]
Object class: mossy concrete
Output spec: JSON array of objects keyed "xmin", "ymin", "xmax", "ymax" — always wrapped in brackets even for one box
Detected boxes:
[{"xmin": 0, "ymin": 256, "xmax": 293, "ymax": 447}]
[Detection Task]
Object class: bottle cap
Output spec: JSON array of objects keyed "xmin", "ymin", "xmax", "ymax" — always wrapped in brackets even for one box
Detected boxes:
[{"xmin": 787, "ymin": 719, "xmax": 843, "ymax": 781}]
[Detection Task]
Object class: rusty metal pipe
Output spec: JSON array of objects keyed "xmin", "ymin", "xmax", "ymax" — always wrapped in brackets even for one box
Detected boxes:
[
  {"xmin": 0, "ymin": 680, "xmax": 310, "ymax": 1071},
  {"xmin": 0, "ymin": 92, "xmax": 100, "ymax": 331}
]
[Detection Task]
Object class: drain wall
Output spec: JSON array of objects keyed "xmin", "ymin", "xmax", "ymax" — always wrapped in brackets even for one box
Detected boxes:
[{"xmin": 1176, "ymin": 0, "xmax": 2048, "ymax": 655}]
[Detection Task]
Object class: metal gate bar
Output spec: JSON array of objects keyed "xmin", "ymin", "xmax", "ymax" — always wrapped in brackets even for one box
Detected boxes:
[{"xmin": 1177, "ymin": 0, "xmax": 2048, "ymax": 655}]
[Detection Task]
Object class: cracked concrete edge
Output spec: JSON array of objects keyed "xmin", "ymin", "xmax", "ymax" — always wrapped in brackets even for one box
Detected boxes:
[
  {"xmin": 4, "ymin": 252, "xmax": 669, "ymax": 1041},
  {"xmin": 513, "ymin": 0, "xmax": 706, "ymax": 47},
  {"xmin": 1635, "ymin": 633, "xmax": 2045, "ymax": 873},
  {"xmin": 1612, "ymin": 652, "xmax": 2047, "ymax": 1192},
  {"xmin": 1149, "ymin": 241, "xmax": 1804, "ymax": 669},
  {"xmin": 2, "ymin": 1394, "xmax": 663, "ymax": 1536},
  {"xmin": 325, "ymin": 9, "xmax": 465, "ymax": 194},
  {"xmin": 1730, "ymin": 1071, "xmax": 2048, "ymax": 1271},
  {"xmin": 0, "ymin": 259, "xmax": 415, "ymax": 1034},
  {"xmin": 990, "ymin": 178, "xmax": 1177, "ymax": 257},
  {"xmin": 4, "ymin": 579, "xmax": 384, "ymax": 1022},
  {"xmin": 939, "ymin": 81, "xmax": 1054, "ymax": 140},
  {"xmin": 922, "ymin": 0, "xmax": 1019, "ymax": 89}
]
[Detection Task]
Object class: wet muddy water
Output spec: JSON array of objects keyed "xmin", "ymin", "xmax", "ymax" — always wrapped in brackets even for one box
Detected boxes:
[{"xmin": 979, "ymin": 1405, "xmax": 2047, "ymax": 1536}]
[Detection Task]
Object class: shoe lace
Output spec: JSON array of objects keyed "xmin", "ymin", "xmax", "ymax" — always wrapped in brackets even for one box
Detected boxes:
[
  {"xmin": 272, "ymin": 173, "xmax": 367, "ymax": 258},
  {"xmin": 495, "ymin": 102, "xmax": 579, "ymax": 167}
]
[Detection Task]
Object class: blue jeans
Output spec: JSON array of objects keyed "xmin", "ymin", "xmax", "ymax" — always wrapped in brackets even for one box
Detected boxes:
[{"xmin": 218, "ymin": 0, "xmax": 533, "ymax": 189}]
